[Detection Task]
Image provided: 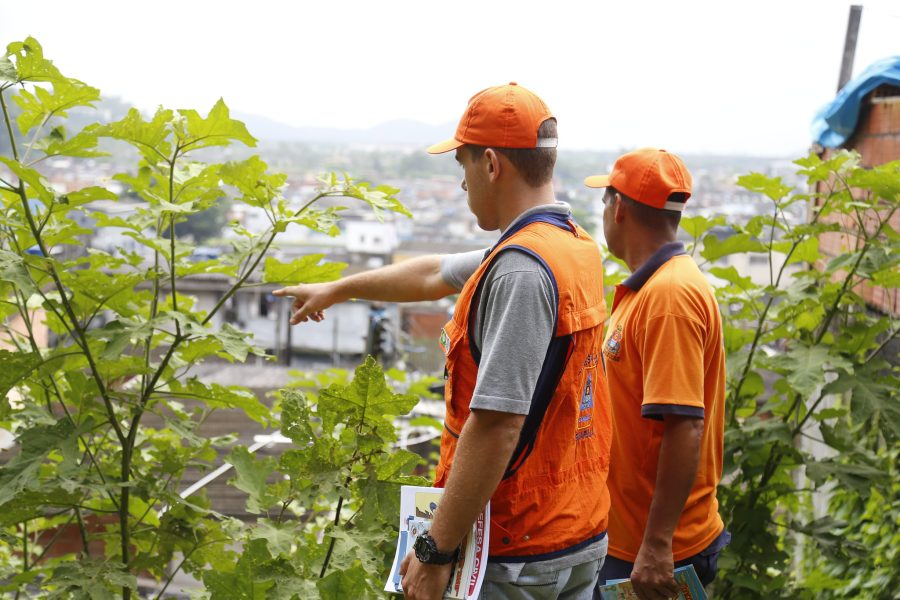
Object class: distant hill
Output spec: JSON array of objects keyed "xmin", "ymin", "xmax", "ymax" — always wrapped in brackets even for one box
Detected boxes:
[{"xmin": 233, "ymin": 112, "xmax": 457, "ymax": 147}]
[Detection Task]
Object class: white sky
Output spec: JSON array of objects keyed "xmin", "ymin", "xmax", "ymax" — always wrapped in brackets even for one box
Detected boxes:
[{"xmin": 2, "ymin": 0, "xmax": 898, "ymax": 156}]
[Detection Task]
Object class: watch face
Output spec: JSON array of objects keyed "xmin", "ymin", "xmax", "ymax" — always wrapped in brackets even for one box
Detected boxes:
[{"xmin": 413, "ymin": 535, "xmax": 432, "ymax": 562}]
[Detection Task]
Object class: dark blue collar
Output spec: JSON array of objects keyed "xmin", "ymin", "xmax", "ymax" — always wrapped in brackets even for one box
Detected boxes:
[
  {"xmin": 489, "ymin": 211, "xmax": 573, "ymax": 257},
  {"xmin": 622, "ymin": 242, "xmax": 686, "ymax": 291}
]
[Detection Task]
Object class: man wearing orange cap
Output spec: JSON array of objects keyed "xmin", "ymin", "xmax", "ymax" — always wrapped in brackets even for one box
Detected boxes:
[
  {"xmin": 583, "ymin": 149, "xmax": 730, "ymax": 600},
  {"xmin": 275, "ymin": 83, "xmax": 613, "ymax": 599}
]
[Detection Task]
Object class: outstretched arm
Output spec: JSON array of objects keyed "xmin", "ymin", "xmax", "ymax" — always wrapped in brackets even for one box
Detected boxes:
[{"xmin": 273, "ymin": 254, "xmax": 456, "ymax": 325}]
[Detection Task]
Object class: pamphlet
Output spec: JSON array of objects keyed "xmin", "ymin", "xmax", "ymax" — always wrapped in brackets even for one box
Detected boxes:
[
  {"xmin": 597, "ymin": 564, "xmax": 708, "ymax": 600},
  {"xmin": 385, "ymin": 485, "xmax": 490, "ymax": 599}
]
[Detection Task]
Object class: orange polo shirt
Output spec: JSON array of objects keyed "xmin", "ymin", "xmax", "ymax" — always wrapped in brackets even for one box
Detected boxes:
[{"xmin": 602, "ymin": 242, "xmax": 726, "ymax": 562}]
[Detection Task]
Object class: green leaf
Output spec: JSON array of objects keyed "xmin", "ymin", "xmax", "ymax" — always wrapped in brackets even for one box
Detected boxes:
[
  {"xmin": 0, "ymin": 249, "xmax": 37, "ymax": 296},
  {"xmin": 700, "ymin": 232, "xmax": 766, "ymax": 262},
  {"xmin": 736, "ymin": 172, "xmax": 793, "ymax": 201},
  {"xmin": 0, "ymin": 55, "xmax": 16, "ymax": 82},
  {"xmin": 204, "ymin": 539, "xmax": 275, "ymax": 600},
  {"xmin": 781, "ymin": 345, "xmax": 849, "ymax": 398},
  {"xmin": 805, "ymin": 458, "xmax": 888, "ymax": 491},
  {"xmin": 346, "ymin": 180, "xmax": 411, "ymax": 219},
  {"xmin": 250, "ymin": 519, "xmax": 296, "ymax": 558},
  {"xmin": 680, "ymin": 215, "xmax": 725, "ymax": 240},
  {"xmin": 31, "ymin": 123, "xmax": 107, "ymax": 159},
  {"xmin": 5, "ymin": 37, "xmax": 63, "ymax": 83},
  {"xmin": 318, "ymin": 563, "xmax": 371, "ymax": 600},
  {"xmin": 319, "ymin": 356, "xmax": 418, "ymax": 428},
  {"xmin": 784, "ymin": 237, "xmax": 820, "ymax": 265},
  {"xmin": 219, "ymin": 155, "xmax": 287, "ymax": 208},
  {"xmin": 708, "ymin": 265, "xmax": 755, "ymax": 290},
  {"xmin": 48, "ymin": 560, "xmax": 136, "ymax": 599},
  {"xmin": 280, "ymin": 389, "xmax": 315, "ymax": 446},
  {"xmin": 12, "ymin": 77, "xmax": 100, "ymax": 134},
  {"xmin": 262, "ymin": 254, "xmax": 347, "ymax": 284},
  {"xmin": 0, "ymin": 155, "xmax": 56, "ymax": 204},
  {"xmin": 0, "ymin": 418, "xmax": 77, "ymax": 505},
  {"xmin": 96, "ymin": 106, "xmax": 174, "ymax": 164},
  {"xmin": 177, "ymin": 98, "xmax": 257, "ymax": 151},
  {"xmin": 169, "ymin": 377, "xmax": 270, "ymax": 425},
  {"xmin": 62, "ymin": 184, "xmax": 117, "ymax": 207},
  {"xmin": 228, "ymin": 447, "xmax": 277, "ymax": 514}
]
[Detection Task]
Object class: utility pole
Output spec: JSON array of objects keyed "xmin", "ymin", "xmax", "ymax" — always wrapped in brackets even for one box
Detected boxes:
[{"xmin": 837, "ymin": 5, "xmax": 863, "ymax": 92}]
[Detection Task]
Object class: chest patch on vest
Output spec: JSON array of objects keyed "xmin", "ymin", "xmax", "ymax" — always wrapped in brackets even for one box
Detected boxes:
[
  {"xmin": 575, "ymin": 353, "xmax": 599, "ymax": 440},
  {"xmin": 439, "ymin": 328, "xmax": 450, "ymax": 356},
  {"xmin": 603, "ymin": 324, "xmax": 624, "ymax": 362}
]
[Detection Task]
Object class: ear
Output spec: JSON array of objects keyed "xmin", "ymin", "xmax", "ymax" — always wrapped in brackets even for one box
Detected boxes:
[
  {"xmin": 483, "ymin": 148, "xmax": 502, "ymax": 182},
  {"xmin": 613, "ymin": 193, "xmax": 626, "ymax": 224}
]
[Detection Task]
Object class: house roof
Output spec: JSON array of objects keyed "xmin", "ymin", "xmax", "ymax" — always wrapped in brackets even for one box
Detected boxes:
[{"xmin": 812, "ymin": 56, "xmax": 900, "ymax": 148}]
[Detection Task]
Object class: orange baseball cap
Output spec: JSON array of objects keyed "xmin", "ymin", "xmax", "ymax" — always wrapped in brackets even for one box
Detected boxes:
[
  {"xmin": 584, "ymin": 148, "xmax": 692, "ymax": 211},
  {"xmin": 426, "ymin": 82, "xmax": 557, "ymax": 154}
]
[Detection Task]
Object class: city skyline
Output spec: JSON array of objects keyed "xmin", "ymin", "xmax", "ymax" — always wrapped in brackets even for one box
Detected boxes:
[{"xmin": 2, "ymin": 0, "xmax": 899, "ymax": 156}]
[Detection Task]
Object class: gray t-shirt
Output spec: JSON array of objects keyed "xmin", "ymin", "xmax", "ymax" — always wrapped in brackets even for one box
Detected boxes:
[{"xmin": 439, "ymin": 202, "xmax": 607, "ymax": 572}]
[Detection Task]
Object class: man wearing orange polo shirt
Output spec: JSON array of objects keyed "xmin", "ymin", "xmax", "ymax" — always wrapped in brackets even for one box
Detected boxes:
[{"xmin": 584, "ymin": 148, "xmax": 730, "ymax": 600}]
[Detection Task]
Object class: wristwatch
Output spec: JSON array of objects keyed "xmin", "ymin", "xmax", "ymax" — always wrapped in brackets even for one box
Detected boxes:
[{"xmin": 413, "ymin": 532, "xmax": 459, "ymax": 565}]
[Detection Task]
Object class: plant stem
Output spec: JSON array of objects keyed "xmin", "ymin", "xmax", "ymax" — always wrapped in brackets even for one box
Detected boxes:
[{"xmin": 0, "ymin": 89, "xmax": 20, "ymax": 162}]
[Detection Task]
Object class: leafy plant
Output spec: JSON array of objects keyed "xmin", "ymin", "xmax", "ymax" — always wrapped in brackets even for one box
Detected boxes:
[
  {"xmin": 0, "ymin": 37, "xmax": 415, "ymax": 599},
  {"xmin": 206, "ymin": 358, "xmax": 429, "ymax": 599},
  {"xmin": 685, "ymin": 151, "xmax": 899, "ymax": 598}
]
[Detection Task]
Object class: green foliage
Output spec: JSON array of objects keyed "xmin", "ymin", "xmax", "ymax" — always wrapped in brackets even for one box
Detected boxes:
[
  {"xmin": 691, "ymin": 151, "xmax": 900, "ymax": 598},
  {"xmin": 0, "ymin": 37, "xmax": 419, "ymax": 599},
  {"xmin": 205, "ymin": 357, "xmax": 428, "ymax": 599}
]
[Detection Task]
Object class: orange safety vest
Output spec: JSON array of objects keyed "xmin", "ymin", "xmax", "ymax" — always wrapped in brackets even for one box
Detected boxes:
[{"xmin": 435, "ymin": 213, "xmax": 612, "ymax": 560}]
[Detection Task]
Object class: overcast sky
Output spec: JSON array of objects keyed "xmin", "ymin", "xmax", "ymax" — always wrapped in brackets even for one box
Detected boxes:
[{"xmin": 2, "ymin": 0, "xmax": 898, "ymax": 156}]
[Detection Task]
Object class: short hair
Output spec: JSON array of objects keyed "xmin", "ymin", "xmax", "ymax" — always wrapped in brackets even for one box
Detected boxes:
[
  {"xmin": 466, "ymin": 118, "xmax": 557, "ymax": 187},
  {"xmin": 605, "ymin": 186, "xmax": 684, "ymax": 231}
]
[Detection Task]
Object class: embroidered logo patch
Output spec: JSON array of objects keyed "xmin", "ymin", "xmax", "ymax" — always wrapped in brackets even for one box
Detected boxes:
[
  {"xmin": 603, "ymin": 324, "xmax": 624, "ymax": 362},
  {"xmin": 576, "ymin": 356, "xmax": 597, "ymax": 436},
  {"xmin": 439, "ymin": 328, "xmax": 450, "ymax": 356}
]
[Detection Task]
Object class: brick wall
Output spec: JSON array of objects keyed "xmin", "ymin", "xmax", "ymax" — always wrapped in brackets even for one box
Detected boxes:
[{"xmin": 816, "ymin": 85, "xmax": 899, "ymax": 316}]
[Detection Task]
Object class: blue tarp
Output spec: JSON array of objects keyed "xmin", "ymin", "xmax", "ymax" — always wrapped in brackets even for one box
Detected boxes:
[{"xmin": 811, "ymin": 56, "xmax": 900, "ymax": 148}]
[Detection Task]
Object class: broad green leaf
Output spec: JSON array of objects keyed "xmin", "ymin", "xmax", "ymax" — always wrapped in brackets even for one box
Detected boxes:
[
  {"xmin": 228, "ymin": 447, "xmax": 277, "ymax": 514},
  {"xmin": 219, "ymin": 155, "xmax": 287, "ymax": 210},
  {"xmin": 319, "ymin": 356, "xmax": 418, "ymax": 424},
  {"xmin": 680, "ymin": 215, "xmax": 725, "ymax": 240},
  {"xmin": 177, "ymin": 98, "xmax": 257, "ymax": 151},
  {"xmin": 96, "ymin": 106, "xmax": 174, "ymax": 164},
  {"xmin": 318, "ymin": 563, "xmax": 371, "ymax": 600},
  {"xmin": 736, "ymin": 172, "xmax": 793, "ymax": 201},
  {"xmin": 346, "ymin": 180, "xmax": 411, "ymax": 219},
  {"xmin": 280, "ymin": 389, "xmax": 315, "ymax": 446},
  {"xmin": 0, "ymin": 488, "xmax": 82, "ymax": 527},
  {"xmin": 708, "ymin": 266, "xmax": 755, "ymax": 290},
  {"xmin": 0, "ymin": 155, "xmax": 56, "ymax": 204},
  {"xmin": 262, "ymin": 255, "xmax": 347, "ymax": 284},
  {"xmin": 700, "ymin": 232, "xmax": 766, "ymax": 262},
  {"xmin": 31, "ymin": 123, "xmax": 107, "ymax": 159},
  {"xmin": 12, "ymin": 77, "xmax": 100, "ymax": 134},
  {"xmin": 0, "ymin": 249, "xmax": 37, "ymax": 295},
  {"xmin": 61, "ymin": 184, "xmax": 117, "ymax": 207},
  {"xmin": 0, "ymin": 55, "xmax": 16, "ymax": 82},
  {"xmin": 48, "ymin": 561, "xmax": 136, "ymax": 599},
  {"xmin": 168, "ymin": 377, "xmax": 270, "ymax": 425},
  {"xmin": 250, "ymin": 519, "xmax": 296, "ymax": 557},
  {"xmin": 0, "ymin": 418, "xmax": 76, "ymax": 505},
  {"xmin": 775, "ymin": 237, "xmax": 820, "ymax": 265},
  {"xmin": 204, "ymin": 538, "xmax": 275, "ymax": 600},
  {"xmin": 781, "ymin": 345, "xmax": 851, "ymax": 398},
  {"xmin": 805, "ymin": 458, "xmax": 888, "ymax": 491},
  {"xmin": 5, "ymin": 37, "xmax": 63, "ymax": 83}
]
